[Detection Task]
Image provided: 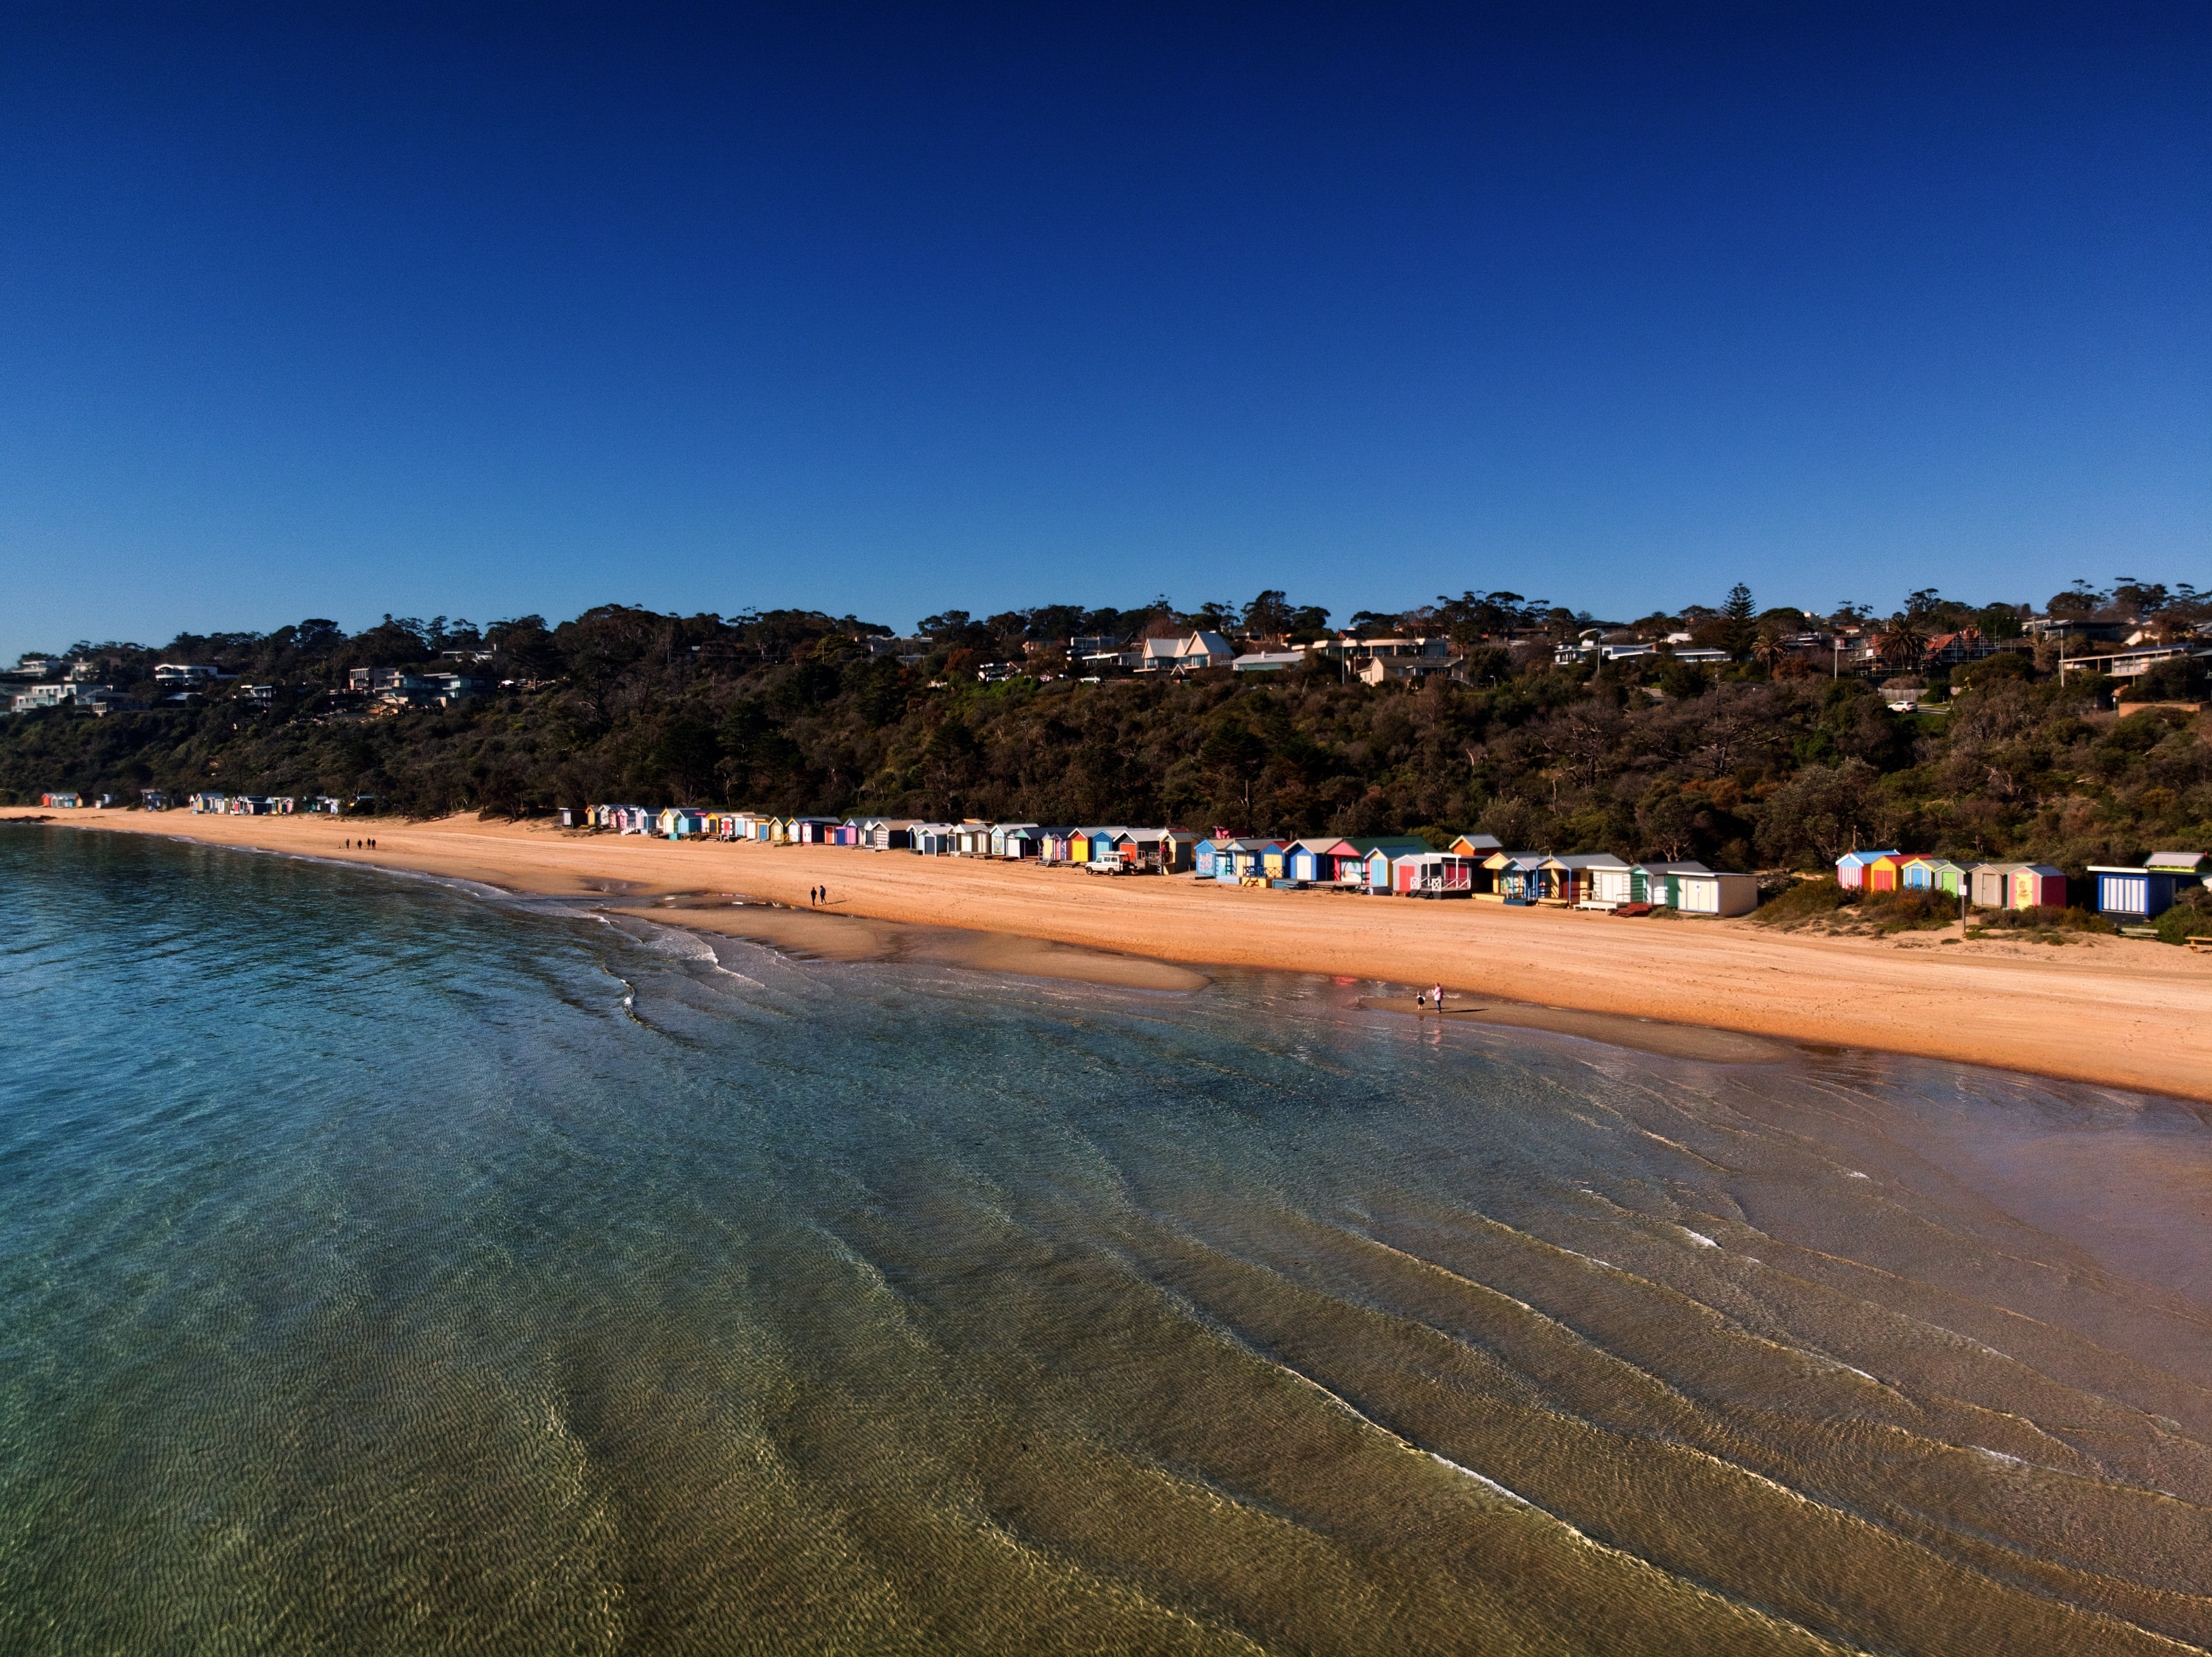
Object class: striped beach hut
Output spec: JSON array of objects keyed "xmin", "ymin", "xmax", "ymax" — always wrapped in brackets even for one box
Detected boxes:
[{"xmin": 2089, "ymin": 862, "xmax": 2185, "ymax": 920}]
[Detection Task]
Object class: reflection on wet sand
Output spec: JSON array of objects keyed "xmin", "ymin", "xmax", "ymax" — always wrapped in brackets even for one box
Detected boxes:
[{"xmin": 613, "ymin": 892, "xmax": 1213, "ymax": 990}]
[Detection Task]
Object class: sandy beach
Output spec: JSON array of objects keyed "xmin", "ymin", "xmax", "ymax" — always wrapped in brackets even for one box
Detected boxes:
[{"xmin": 10, "ymin": 807, "xmax": 2210, "ymax": 1098}]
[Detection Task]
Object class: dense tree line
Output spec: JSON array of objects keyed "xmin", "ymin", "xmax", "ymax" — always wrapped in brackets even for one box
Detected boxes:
[{"xmin": 4, "ymin": 587, "xmax": 2208, "ymax": 876}]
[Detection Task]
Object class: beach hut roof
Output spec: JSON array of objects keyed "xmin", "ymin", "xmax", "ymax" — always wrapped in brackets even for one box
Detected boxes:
[
  {"xmin": 1836, "ymin": 850, "xmax": 1900, "ymax": 866},
  {"xmin": 1344, "ymin": 836, "xmax": 1432, "ymax": 854},
  {"xmin": 2146, "ymin": 850, "xmax": 2208, "ymax": 871},
  {"xmin": 1638, "ymin": 861, "xmax": 1712, "ymax": 874},
  {"xmin": 1450, "ymin": 833, "xmax": 1503, "ymax": 851},
  {"xmin": 2018, "ymin": 864, "xmax": 2067, "ymax": 877},
  {"xmin": 1545, "ymin": 852, "xmax": 1632, "ymax": 869}
]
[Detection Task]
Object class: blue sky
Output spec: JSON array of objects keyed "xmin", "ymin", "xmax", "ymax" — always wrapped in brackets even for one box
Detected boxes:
[{"xmin": 2, "ymin": 4, "xmax": 2205, "ymax": 657}]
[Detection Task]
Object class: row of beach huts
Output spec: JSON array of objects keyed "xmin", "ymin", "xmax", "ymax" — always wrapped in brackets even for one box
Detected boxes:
[
  {"xmin": 567, "ymin": 804, "xmax": 1767, "ymax": 912},
  {"xmin": 1834, "ymin": 847, "xmax": 2211, "ymax": 921}
]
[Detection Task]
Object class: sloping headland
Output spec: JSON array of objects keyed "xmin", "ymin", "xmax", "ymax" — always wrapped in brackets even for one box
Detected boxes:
[{"xmin": 10, "ymin": 807, "xmax": 2210, "ymax": 1098}]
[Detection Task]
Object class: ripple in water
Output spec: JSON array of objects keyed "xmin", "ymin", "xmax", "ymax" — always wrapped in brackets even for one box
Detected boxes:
[{"xmin": 2, "ymin": 825, "xmax": 2208, "ymax": 1655}]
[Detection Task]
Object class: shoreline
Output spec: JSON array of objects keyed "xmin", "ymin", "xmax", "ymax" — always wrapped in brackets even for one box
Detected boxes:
[{"xmin": 8, "ymin": 808, "xmax": 2210, "ymax": 1099}]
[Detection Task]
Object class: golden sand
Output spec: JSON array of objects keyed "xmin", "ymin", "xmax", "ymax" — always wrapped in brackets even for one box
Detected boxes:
[{"xmin": 13, "ymin": 808, "xmax": 2210, "ymax": 1097}]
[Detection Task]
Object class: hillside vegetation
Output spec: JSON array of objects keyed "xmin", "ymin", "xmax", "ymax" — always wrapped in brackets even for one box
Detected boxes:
[{"xmin": 5, "ymin": 594, "xmax": 2208, "ymax": 876}]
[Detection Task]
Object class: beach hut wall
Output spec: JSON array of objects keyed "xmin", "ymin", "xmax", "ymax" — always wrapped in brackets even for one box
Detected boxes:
[{"xmin": 1193, "ymin": 837, "xmax": 1225, "ymax": 878}]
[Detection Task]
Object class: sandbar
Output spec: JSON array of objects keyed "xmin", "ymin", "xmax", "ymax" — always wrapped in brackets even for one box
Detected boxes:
[{"xmin": 8, "ymin": 808, "xmax": 2210, "ymax": 1098}]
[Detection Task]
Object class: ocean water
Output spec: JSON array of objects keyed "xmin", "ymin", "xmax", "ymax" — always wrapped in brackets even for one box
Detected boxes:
[{"xmin": 3, "ymin": 827, "xmax": 2210, "ymax": 1656}]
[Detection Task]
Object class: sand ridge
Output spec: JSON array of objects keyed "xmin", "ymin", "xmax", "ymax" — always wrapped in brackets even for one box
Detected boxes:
[{"xmin": 10, "ymin": 808, "xmax": 2211, "ymax": 1097}]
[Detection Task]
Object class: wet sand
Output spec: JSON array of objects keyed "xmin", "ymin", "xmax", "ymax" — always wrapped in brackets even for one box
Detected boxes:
[
  {"xmin": 10, "ymin": 808, "xmax": 2211, "ymax": 1097},
  {"xmin": 1356, "ymin": 996, "xmax": 1792, "ymax": 1063},
  {"xmin": 623, "ymin": 896, "xmax": 1211, "ymax": 991}
]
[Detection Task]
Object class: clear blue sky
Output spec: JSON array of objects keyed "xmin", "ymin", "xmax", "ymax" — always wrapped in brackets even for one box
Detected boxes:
[{"xmin": 2, "ymin": 4, "xmax": 2205, "ymax": 658}]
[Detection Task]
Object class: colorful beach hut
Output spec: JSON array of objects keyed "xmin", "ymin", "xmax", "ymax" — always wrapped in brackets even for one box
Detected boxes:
[
  {"xmin": 2090, "ymin": 864, "xmax": 2166, "ymax": 920},
  {"xmin": 1863, "ymin": 853, "xmax": 1910, "ymax": 894},
  {"xmin": 1834, "ymin": 850, "xmax": 1899, "ymax": 891},
  {"xmin": 1391, "ymin": 852, "xmax": 1476, "ymax": 895},
  {"xmin": 1537, "ymin": 853, "xmax": 1632, "ymax": 906},
  {"xmin": 1447, "ymin": 833, "xmax": 1503, "ymax": 860},
  {"xmin": 2011, "ymin": 865, "xmax": 2068, "ymax": 910}
]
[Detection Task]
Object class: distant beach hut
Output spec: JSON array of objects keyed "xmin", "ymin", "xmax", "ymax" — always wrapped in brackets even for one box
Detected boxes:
[
  {"xmin": 2011, "ymin": 864, "xmax": 2068, "ymax": 909},
  {"xmin": 1968, "ymin": 861, "xmax": 2021, "ymax": 907},
  {"xmin": 1447, "ymin": 833, "xmax": 1503, "ymax": 860}
]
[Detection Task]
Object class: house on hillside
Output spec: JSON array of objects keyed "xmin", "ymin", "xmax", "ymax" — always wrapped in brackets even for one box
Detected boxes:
[{"xmin": 1135, "ymin": 632, "xmax": 1236, "ymax": 673}]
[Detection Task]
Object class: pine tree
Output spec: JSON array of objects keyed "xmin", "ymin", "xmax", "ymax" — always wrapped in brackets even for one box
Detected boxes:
[{"xmin": 1719, "ymin": 584, "xmax": 1757, "ymax": 659}]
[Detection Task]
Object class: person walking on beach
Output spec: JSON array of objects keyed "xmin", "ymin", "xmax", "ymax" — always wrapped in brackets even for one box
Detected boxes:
[{"xmin": 1432, "ymin": 984, "xmax": 1444, "ymax": 1012}]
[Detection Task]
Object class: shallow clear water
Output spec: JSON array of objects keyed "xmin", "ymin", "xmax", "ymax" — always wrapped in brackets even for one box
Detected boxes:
[{"xmin": 3, "ymin": 827, "xmax": 2209, "ymax": 1655}]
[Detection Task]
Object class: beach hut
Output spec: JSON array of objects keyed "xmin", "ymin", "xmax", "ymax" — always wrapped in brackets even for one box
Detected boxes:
[
  {"xmin": 2011, "ymin": 865, "xmax": 2067, "ymax": 910},
  {"xmin": 1631, "ymin": 861, "xmax": 1710, "ymax": 908},
  {"xmin": 1210, "ymin": 838, "xmax": 1280, "ymax": 883},
  {"xmin": 1447, "ymin": 833, "xmax": 1503, "ymax": 860},
  {"xmin": 2089, "ymin": 861, "xmax": 2198, "ymax": 921},
  {"xmin": 1576, "ymin": 857, "xmax": 1638, "ymax": 909},
  {"xmin": 1674, "ymin": 869, "xmax": 1761, "ymax": 917},
  {"xmin": 1084, "ymin": 827, "xmax": 1131, "ymax": 866},
  {"xmin": 1834, "ymin": 850, "xmax": 1899, "ymax": 891},
  {"xmin": 1192, "ymin": 836, "xmax": 1229, "ymax": 878},
  {"xmin": 1896, "ymin": 855, "xmax": 1943, "ymax": 891},
  {"xmin": 2149, "ymin": 850, "xmax": 2209, "ymax": 884},
  {"xmin": 911, "ymin": 822, "xmax": 955, "ymax": 855},
  {"xmin": 989, "ymin": 822, "xmax": 1038, "ymax": 858},
  {"xmin": 1391, "ymin": 852, "xmax": 1476, "ymax": 895},
  {"xmin": 1152, "ymin": 830, "xmax": 1199, "ymax": 873},
  {"xmin": 1475, "ymin": 850, "xmax": 1544, "ymax": 901},
  {"xmin": 1281, "ymin": 837, "xmax": 1348, "ymax": 884},
  {"xmin": 1537, "ymin": 853, "xmax": 1631, "ymax": 906},
  {"xmin": 1968, "ymin": 862, "xmax": 2020, "ymax": 908},
  {"xmin": 1863, "ymin": 854, "xmax": 1910, "ymax": 894}
]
